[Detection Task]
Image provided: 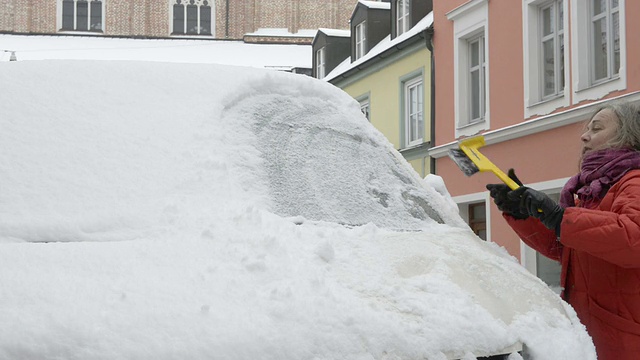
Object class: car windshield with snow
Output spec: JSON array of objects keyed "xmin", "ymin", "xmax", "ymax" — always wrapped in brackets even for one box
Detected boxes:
[{"xmin": 0, "ymin": 60, "xmax": 595, "ymax": 360}]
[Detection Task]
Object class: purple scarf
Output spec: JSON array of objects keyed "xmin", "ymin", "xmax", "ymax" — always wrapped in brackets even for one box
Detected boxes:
[{"xmin": 559, "ymin": 148, "xmax": 640, "ymax": 209}]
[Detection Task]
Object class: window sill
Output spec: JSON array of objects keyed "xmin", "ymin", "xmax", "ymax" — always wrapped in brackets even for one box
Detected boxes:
[
  {"xmin": 573, "ymin": 74, "xmax": 626, "ymax": 103},
  {"xmin": 57, "ymin": 30, "xmax": 104, "ymax": 35},
  {"xmin": 170, "ymin": 34, "xmax": 216, "ymax": 39},
  {"xmin": 524, "ymin": 92, "xmax": 570, "ymax": 119},
  {"xmin": 528, "ymin": 94, "xmax": 564, "ymax": 108},
  {"xmin": 575, "ymin": 76, "xmax": 621, "ymax": 93},
  {"xmin": 456, "ymin": 119, "xmax": 484, "ymax": 130},
  {"xmin": 399, "ymin": 142, "xmax": 430, "ymax": 159},
  {"xmin": 454, "ymin": 119, "xmax": 488, "ymax": 139}
]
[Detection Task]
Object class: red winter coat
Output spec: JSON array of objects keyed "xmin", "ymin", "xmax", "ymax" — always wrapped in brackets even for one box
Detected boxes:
[{"xmin": 505, "ymin": 169, "xmax": 640, "ymax": 360}]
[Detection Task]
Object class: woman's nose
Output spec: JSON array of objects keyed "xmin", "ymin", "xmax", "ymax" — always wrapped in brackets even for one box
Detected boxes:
[{"xmin": 580, "ymin": 132, "xmax": 589, "ymax": 142}]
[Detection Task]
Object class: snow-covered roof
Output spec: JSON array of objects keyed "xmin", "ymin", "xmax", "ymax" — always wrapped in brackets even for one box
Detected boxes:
[
  {"xmin": 312, "ymin": 28, "xmax": 351, "ymax": 45},
  {"xmin": 244, "ymin": 28, "xmax": 317, "ymax": 38},
  {"xmin": 317, "ymin": 28, "xmax": 351, "ymax": 37},
  {"xmin": 325, "ymin": 12, "xmax": 433, "ymax": 82},
  {"xmin": 0, "ymin": 34, "xmax": 311, "ymax": 69},
  {"xmin": 359, "ymin": 0, "xmax": 391, "ymax": 10}
]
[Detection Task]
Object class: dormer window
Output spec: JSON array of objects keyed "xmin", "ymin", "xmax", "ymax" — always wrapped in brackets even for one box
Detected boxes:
[
  {"xmin": 316, "ymin": 47, "xmax": 326, "ymax": 78},
  {"xmin": 349, "ymin": 0, "xmax": 390, "ymax": 62},
  {"xmin": 171, "ymin": 0, "xmax": 213, "ymax": 36},
  {"xmin": 355, "ymin": 21, "xmax": 367, "ymax": 59},
  {"xmin": 60, "ymin": 0, "xmax": 103, "ymax": 32},
  {"xmin": 397, "ymin": 0, "xmax": 410, "ymax": 35}
]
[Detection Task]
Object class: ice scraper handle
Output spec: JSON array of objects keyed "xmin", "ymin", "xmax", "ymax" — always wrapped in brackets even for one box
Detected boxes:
[
  {"xmin": 461, "ymin": 145, "xmax": 522, "ymax": 191},
  {"xmin": 493, "ymin": 167, "xmax": 521, "ymax": 191}
]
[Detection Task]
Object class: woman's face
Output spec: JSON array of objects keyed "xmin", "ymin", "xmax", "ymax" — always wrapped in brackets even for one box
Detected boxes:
[{"xmin": 581, "ymin": 108, "xmax": 620, "ymax": 155}]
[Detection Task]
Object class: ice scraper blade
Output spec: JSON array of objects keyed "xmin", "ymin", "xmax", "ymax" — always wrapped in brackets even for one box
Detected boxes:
[{"xmin": 448, "ymin": 136, "xmax": 520, "ymax": 190}]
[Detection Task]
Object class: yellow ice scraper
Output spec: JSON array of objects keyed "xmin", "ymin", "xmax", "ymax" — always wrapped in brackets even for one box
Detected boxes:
[{"xmin": 448, "ymin": 135, "xmax": 520, "ymax": 190}]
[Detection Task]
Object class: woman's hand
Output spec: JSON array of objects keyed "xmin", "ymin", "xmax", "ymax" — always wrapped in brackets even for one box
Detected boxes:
[
  {"xmin": 509, "ymin": 187, "xmax": 564, "ymax": 236},
  {"xmin": 486, "ymin": 169, "xmax": 529, "ymax": 220}
]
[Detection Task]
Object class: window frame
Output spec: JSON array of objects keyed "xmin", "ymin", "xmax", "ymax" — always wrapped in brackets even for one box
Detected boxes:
[
  {"xmin": 468, "ymin": 202, "xmax": 487, "ymax": 240},
  {"xmin": 396, "ymin": 0, "xmax": 410, "ymax": 36},
  {"xmin": 316, "ymin": 47, "xmax": 326, "ymax": 79},
  {"xmin": 403, "ymin": 76, "xmax": 424, "ymax": 148},
  {"xmin": 451, "ymin": 191, "xmax": 491, "ymax": 242},
  {"xmin": 355, "ymin": 21, "xmax": 367, "ymax": 60},
  {"xmin": 170, "ymin": 0, "xmax": 215, "ymax": 37},
  {"xmin": 589, "ymin": 0, "xmax": 620, "ymax": 84},
  {"xmin": 447, "ymin": 0, "xmax": 490, "ymax": 138},
  {"xmin": 466, "ymin": 34, "xmax": 485, "ymax": 126},
  {"xmin": 570, "ymin": 0, "xmax": 626, "ymax": 103},
  {"xmin": 523, "ymin": 0, "xmax": 570, "ymax": 118},
  {"xmin": 58, "ymin": 0, "xmax": 104, "ymax": 33},
  {"xmin": 517, "ymin": 178, "xmax": 568, "ymax": 294},
  {"xmin": 359, "ymin": 98, "xmax": 371, "ymax": 122},
  {"xmin": 539, "ymin": 1, "xmax": 565, "ymax": 101}
]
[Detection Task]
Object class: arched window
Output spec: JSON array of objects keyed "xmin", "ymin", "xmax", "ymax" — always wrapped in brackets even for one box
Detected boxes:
[
  {"xmin": 171, "ymin": 0, "xmax": 213, "ymax": 36},
  {"xmin": 60, "ymin": 0, "xmax": 103, "ymax": 32}
]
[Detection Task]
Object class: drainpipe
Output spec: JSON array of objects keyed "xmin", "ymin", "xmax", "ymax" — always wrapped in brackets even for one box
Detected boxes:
[{"xmin": 424, "ymin": 25, "xmax": 436, "ymax": 174}]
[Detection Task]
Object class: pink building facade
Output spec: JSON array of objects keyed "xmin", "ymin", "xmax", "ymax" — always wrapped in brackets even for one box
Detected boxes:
[{"xmin": 430, "ymin": 0, "xmax": 640, "ymax": 288}]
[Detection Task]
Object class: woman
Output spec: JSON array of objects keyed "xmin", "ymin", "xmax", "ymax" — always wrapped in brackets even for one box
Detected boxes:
[{"xmin": 487, "ymin": 102, "xmax": 640, "ymax": 359}]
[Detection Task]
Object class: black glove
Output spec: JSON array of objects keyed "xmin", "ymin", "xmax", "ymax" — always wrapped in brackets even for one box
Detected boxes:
[
  {"xmin": 508, "ymin": 187, "xmax": 564, "ymax": 236},
  {"xmin": 486, "ymin": 169, "xmax": 529, "ymax": 220}
]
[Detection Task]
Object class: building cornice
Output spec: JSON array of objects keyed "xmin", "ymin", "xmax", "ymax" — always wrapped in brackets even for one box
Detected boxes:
[
  {"xmin": 446, "ymin": 0, "xmax": 488, "ymax": 21},
  {"xmin": 429, "ymin": 91, "xmax": 640, "ymax": 158}
]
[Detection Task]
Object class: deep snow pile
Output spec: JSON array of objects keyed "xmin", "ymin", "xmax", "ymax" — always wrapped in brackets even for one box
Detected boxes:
[{"xmin": 0, "ymin": 60, "xmax": 595, "ymax": 359}]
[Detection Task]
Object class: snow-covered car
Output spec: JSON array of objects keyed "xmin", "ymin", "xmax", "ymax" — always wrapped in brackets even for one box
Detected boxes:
[{"xmin": 0, "ymin": 60, "xmax": 594, "ymax": 360}]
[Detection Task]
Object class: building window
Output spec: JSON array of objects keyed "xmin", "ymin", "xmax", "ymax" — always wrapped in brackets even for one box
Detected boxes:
[
  {"xmin": 523, "ymin": 0, "xmax": 569, "ymax": 117},
  {"xmin": 467, "ymin": 34, "xmax": 486, "ymax": 125},
  {"xmin": 171, "ymin": 0, "xmax": 213, "ymax": 36},
  {"xmin": 316, "ymin": 47, "xmax": 325, "ymax": 79},
  {"xmin": 60, "ymin": 0, "xmax": 103, "ymax": 32},
  {"xmin": 447, "ymin": 0, "xmax": 490, "ymax": 138},
  {"xmin": 570, "ymin": 0, "xmax": 626, "ymax": 102},
  {"xmin": 521, "ymin": 191, "xmax": 562, "ymax": 294},
  {"xmin": 360, "ymin": 99, "xmax": 370, "ymax": 121},
  {"xmin": 591, "ymin": 0, "xmax": 620, "ymax": 84},
  {"xmin": 355, "ymin": 21, "xmax": 366, "ymax": 60},
  {"xmin": 469, "ymin": 202, "xmax": 486, "ymax": 240},
  {"xmin": 397, "ymin": 0, "xmax": 410, "ymax": 36},
  {"xmin": 404, "ymin": 77, "xmax": 424, "ymax": 147},
  {"xmin": 540, "ymin": 0, "xmax": 565, "ymax": 99},
  {"xmin": 536, "ymin": 252, "xmax": 562, "ymax": 293}
]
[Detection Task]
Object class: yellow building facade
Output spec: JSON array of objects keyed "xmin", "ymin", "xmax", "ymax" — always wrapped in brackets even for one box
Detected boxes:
[{"xmin": 332, "ymin": 44, "xmax": 432, "ymax": 177}]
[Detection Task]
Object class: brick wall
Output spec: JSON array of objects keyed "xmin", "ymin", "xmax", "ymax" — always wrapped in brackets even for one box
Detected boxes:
[
  {"xmin": 30, "ymin": 0, "xmax": 56, "ymax": 33},
  {"xmin": 0, "ymin": 0, "xmax": 354, "ymax": 42},
  {"xmin": 106, "ymin": 0, "xmax": 130, "ymax": 36}
]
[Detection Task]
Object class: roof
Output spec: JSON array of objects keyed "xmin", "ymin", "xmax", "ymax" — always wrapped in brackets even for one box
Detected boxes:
[
  {"xmin": 317, "ymin": 28, "xmax": 351, "ymax": 38},
  {"xmin": 359, "ymin": 0, "xmax": 391, "ymax": 10},
  {"xmin": 0, "ymin": 34, "xmax": 311, "ymax": 69},
  {"xmin": 312, "ymin": 28, "xmax": 351, "ymax": 45},
  {"xmin": 324, "ymin": 12, "xmax": 433, "ymax": 82},
  {"xmin": 244, "ymin": 28, "xmax": 318, "ymax": 38}
]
